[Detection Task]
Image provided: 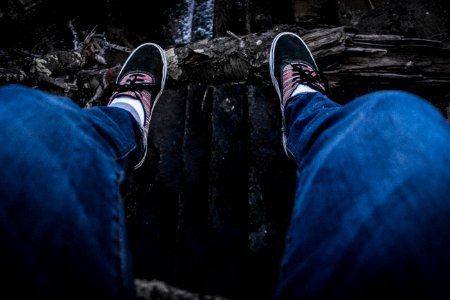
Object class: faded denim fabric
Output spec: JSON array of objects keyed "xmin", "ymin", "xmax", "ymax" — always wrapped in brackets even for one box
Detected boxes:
[
  {"xmin": 0, "ymin": 85, "xmax": 141, "ymax": 299},
  {"xmin": 276, "ymin": 91, "xmax": 450, "ymax": 299}
]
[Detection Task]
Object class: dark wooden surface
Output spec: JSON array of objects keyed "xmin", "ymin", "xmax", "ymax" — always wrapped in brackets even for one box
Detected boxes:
[{"xmin": 1, "ymin": 1, "xmax": 450, "ymax": 299}]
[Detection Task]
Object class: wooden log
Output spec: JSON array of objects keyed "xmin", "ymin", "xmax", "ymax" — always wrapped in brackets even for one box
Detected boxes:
[
  {"xmin": 4, "ymin": 25, "xmax": 450, "ymax": 106},
  {"xmin": 135, "ymin": 279, "xmax": 230, "ymax": 300},
  {"xmin": 165, "ymin": 25, "xmax": 450, "ymax": 90},
  {"xmin": 206, "ymin": 83, "xmax": 249, "ymax": 298},
  {"xmin": 176, "ymin": 83, "xmax": 212, "ymax": 290},
  {"xmin": 246, "ymin": 84, "xmax": 296, "ymax": 298},
  {"xmin": 125, "ymin": 88, "xmax": 187, "ymax": 282}
]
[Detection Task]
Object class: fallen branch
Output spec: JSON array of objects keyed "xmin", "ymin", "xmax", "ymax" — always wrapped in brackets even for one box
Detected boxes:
[
  {"xmin": 135, "ymin": 279, "xmax": 230, "ymax": 300},
  {"xmin": 68, "ymin": 18, "xmax": 80, "ymax": 51},
  {"xmin": 165, "ymin": 25, "xmax": 450, "ymax": 90},
  {"xmin": 2, "ymin": 25, "xmax": 450, "ymax": 106},
  {"xmin": 101, "ymin": 40, "xmax": 132, "ymax": 53},
  {"xmin": 38, "ymin": 75, "xmax": 77, "ymax": 92}
]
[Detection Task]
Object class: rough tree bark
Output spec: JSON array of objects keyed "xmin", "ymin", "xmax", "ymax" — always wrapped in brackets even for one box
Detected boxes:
[
  {"xmin": 3, "ymin": 25, "xmax": 449, "ymax": 110},
  {"xmin": 166, "ymin": 25, "xmax": 450, "ymax": 89},
  {"xmin": 163, "ymin": 25, "xmax": 450, "ymax": 116}
]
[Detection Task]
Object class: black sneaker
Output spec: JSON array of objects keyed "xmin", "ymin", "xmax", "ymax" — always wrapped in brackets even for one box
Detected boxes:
[
  {"xmin": 108, "ymin": 43, "xmax": 167, "ymax": 169},
  {"xmin": 269, "ymin": 32, "xmax": 326, "ymax": 156}
]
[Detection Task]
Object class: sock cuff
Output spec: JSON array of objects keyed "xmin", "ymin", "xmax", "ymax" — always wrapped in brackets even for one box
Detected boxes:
[
  {"xmin": 109, "ymin": 97, "xmax": 145, "ymax": 127},
  {"xmin": 109, "ymin": 101, "xmax": 143, "ymax": 127},
  {"xmin": 292, "ymin": 84, "xmax": 318, "ymax": 96}
]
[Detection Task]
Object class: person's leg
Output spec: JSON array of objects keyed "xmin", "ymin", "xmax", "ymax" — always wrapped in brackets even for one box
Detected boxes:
[
  {"xmin": 0, "ymin": 42, "xmax": 167, "ymax": 299},
  {"xmin": 277, "ymin": 90, "xmax": 450, "ymax": 299},
  {"xmin": 0, "ymin": 84, "xmax": 139, "ymax": 299},
  {"xmin": 269, "ymin": 32, "xmax": 450, "ymax": 299}
]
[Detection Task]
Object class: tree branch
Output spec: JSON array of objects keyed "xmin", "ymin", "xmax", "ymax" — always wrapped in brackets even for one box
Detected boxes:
[{"xmin": 165, "ymin": 26, "xmax": 450, "ymax": 90}]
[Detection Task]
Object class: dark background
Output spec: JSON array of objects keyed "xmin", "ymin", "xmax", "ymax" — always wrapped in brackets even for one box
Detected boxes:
[
  {"xmin": 3, "ymin": 0, "xmax": 449, "ymax": 51},
  {"xmin": 1, "ymin": 1, "xmax": 450, "ymax": 299}
]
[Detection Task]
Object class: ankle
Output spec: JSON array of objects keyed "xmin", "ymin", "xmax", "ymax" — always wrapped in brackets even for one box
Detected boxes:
[
  {"xmin": 109, "ymin": 96, "xmax": 145, "ymax": 127},
  {"xmin": 282, "ymin": 63, "xmax": 326, "ymax": 104}
]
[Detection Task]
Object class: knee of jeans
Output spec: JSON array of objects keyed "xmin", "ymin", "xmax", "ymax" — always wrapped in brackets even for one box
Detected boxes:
[
  {"xmin": 356, "ymin": 90, "xmax": 441, "ymax": 122},
  {"xmin": 0, "ymin": 84, "xmax": 33, "ymax": 94},
  {"xmin": 0, "ymin": 84, "xmax": 43, "ymax": 103}
]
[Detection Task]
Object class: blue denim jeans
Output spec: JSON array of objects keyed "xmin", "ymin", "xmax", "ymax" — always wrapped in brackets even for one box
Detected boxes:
[
  {"xmin": 0, "ymin": 85, "xmax": 140, "ymax": 299},
  {"xmin": 275, "ymin": 91, "xmax": 450, "ymax": 299},
  {"xmin": 1, "ymin": 84, "xmax": 450, "ymax": 299}
]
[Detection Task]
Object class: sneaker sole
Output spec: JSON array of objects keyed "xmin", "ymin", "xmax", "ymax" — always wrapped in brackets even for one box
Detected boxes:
[{"xmin": 269, "ymin": 32, "xmax": 318, "ymax": 102}]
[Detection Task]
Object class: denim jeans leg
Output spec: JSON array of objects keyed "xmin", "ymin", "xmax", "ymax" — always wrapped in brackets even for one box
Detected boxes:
[
  {"xmin": 275, "ymin": 91, "xmax": 450, "ymax": 299},
  {"xmin": 0, "ymin": 85, "xmax": 142, "ymax": 299}
]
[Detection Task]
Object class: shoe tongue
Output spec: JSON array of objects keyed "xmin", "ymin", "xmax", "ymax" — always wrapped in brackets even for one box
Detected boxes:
[
  {"xmin": 119, "ymin": 72, "xmax": 154, "ymax": 85},
  {"xmin": 284, "ymin": 62, "xmax": 313, "ymax": 72}
]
